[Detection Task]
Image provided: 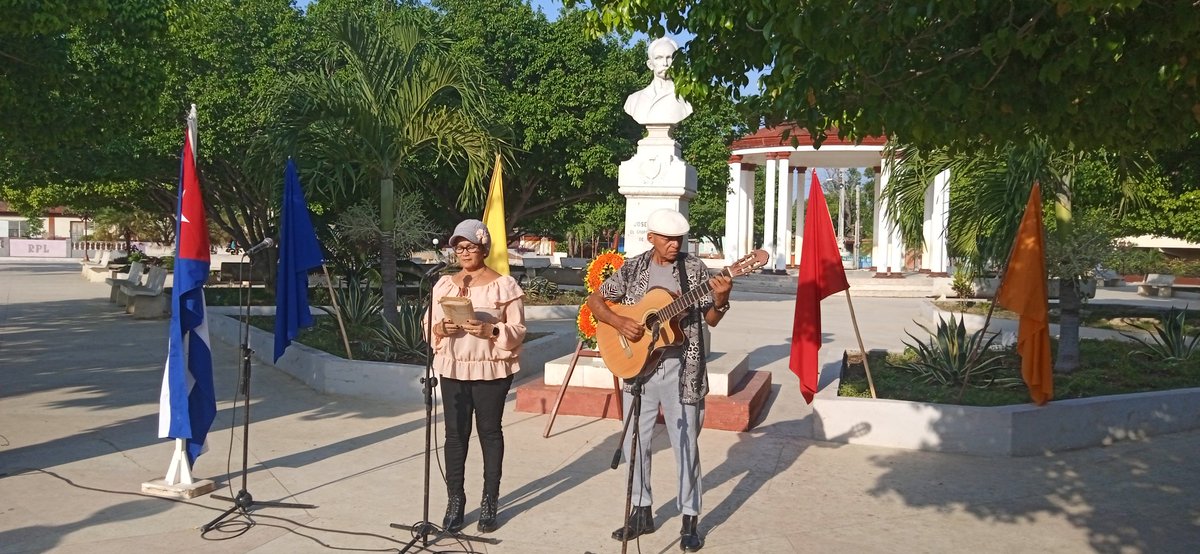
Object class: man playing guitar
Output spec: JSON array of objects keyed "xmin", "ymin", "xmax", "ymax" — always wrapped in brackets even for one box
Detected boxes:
[{"xmin": 585, "ymin": 208, "xmax": 732, "ymax": 552}]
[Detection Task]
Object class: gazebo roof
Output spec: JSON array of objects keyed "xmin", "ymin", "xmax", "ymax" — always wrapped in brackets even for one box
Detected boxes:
[{"xmin": 729, "ymin": 125, "xmax": 888, "ymax": 168}]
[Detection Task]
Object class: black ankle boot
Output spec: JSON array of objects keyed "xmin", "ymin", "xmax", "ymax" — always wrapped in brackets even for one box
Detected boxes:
[
  {"xmin": 477, "ymin": 494, "xmax": 499, "ymax": 533},
  {"xmin": 442, "ymin": 492, "xmax": 465, "ymax": 533},
  {"xmin": 611, "ymin": 505, "xmax": 655, "ymax": 541},
  {"xmin": 680, "ymin": 514, "xmax": 703, "ymax": 552}
]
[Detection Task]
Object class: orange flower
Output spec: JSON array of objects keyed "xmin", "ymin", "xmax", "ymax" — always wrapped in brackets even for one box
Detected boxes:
[
  {"xmin": 577, "ymin": 304, "xmax": 598, "ymax": 340},
  {"xmin": 585, "ymin": 251, "xmax": 625, "ymax": 293}
]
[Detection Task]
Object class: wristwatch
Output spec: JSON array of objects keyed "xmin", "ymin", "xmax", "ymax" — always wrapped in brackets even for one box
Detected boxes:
[{"xmin": 714, "ymin": 302, "xmax": 730, "ymax": 314}]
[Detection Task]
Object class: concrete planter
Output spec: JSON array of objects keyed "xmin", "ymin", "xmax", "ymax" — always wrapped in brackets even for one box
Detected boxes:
[
  {"xmin": 207, "ymin": 309, "xmax": 576, "ymax": 404},
  {"xmin": 524, "ymin": 304, "xmax": 581, "ymax": 320},
  {"xmin": 813, "ymin": 388, "xmax": 1200, "ymax": 456},
  {"xmin": 971, "ymin": 277, "xmax": 1096, "ymax": 299}
]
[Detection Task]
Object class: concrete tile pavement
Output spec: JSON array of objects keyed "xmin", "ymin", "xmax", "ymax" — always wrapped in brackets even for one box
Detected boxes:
[{"xmin": 2, "ymin": 261, "xmax": 1199, "ymax": 553}]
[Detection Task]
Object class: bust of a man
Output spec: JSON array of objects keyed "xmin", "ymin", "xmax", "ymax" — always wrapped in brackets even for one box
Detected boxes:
[{"xmin": 624, "ymin": 37, "xmax": 694, "ymax": 126}]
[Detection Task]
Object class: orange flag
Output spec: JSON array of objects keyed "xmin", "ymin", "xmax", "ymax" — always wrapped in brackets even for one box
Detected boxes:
[
  {"xmin": 789, "ymin": 172, "xmax": 850, "ymax": 403},
  {"xmin": 995, "ymin": 182, "xmax": 1053, "ymax": 405}
]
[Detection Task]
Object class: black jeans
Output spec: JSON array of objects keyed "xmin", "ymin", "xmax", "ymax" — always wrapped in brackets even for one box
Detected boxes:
[{"xmin": 441, "ymin": 375, "xmax": 513, "ymax": 498}]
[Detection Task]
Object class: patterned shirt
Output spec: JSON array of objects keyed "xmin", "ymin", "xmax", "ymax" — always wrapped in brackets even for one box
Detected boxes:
[{"xmin": 597, "ymin": 251, "xmax": 713, "ymax": 404}]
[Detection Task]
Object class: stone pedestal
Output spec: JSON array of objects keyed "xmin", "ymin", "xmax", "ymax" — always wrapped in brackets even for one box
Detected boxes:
[
  {"xmin": 618, "ymin": 125, "xmax": 697, "ymax": 257},
  {"xmin": 141, "ymin": 478, "xmax": 216, "ymax": 499},
  {"xmin": 516, "ymin": 349, "xmax": 770, "ymax": 431}
]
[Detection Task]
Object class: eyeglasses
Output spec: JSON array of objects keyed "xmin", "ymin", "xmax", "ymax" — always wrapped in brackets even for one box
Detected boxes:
[{"xmin": 454, "ymin": 244, "xmax": 481, "ymax": 253}]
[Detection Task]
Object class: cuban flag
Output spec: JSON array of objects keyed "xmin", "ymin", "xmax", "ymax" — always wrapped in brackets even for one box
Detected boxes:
[{"xmin": 158, "ymin": 109, "xmax": 217, "ymax": 466}]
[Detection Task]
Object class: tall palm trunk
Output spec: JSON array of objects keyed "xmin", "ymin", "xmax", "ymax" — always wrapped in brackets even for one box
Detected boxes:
[
  {"xmin": 1056, "ymin": 278, "xmax": 1082, "ymax": 372},
  {"xmin": 380, "ymin": 175, "xmax": 398, "ymax": 325},
  {"xmin": 1052, "ymin": 169, "xmax": 1078, "ymax": 373}
]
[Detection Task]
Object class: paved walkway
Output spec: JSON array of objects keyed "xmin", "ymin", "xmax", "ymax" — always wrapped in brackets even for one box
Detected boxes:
[{"xmin": 2, "ymin": 260, "xmax": 1198, "ymax": 553}]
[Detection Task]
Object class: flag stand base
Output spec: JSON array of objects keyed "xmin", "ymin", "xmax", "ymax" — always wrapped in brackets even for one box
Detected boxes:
[{"xmin": 141, "ymin": 478, "xmax": 215, "ymax": 500}]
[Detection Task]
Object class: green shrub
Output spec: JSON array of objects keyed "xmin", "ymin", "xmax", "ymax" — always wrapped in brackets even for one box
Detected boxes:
[
  {"xmin": 371, "ymin": 299, "xmax": 428, "ymax": 363},
  {"xmin": 319, "ymin": 284, "xmax": 381, "ymax": 330},
  {"xmin": 1103, "ymin": 244, "xmax": 1168, "ymax": 275},
  {"xmin": 522, "ymin": 276, "xmax": 559, "ymax": 302},
  {"xmin": 891, "ymin": 314, "xmax": 1008, "ymax": 387},
  {"xmin": 1122, "ymin": 307, "xmax": 1199, "ymax": 362},
  {"xmin": 950, "ymin": 266, "xmax": 975, "ymax": 298}
]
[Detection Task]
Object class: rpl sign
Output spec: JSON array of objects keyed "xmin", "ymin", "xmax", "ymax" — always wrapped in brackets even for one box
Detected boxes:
[{"xmin": 11, "ymin": 239, "xmax": 69, "ymax": 258}]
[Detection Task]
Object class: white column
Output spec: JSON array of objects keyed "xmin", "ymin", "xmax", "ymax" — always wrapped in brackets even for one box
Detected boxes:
[
  {"xmin": 882, "ymin": 161, "xmax": 905, "ymax": 272},
  {"xmin": 921, "ymin": 174, "xmax": 935, "ymax": 272},
  {"xmin": 929, "ymin": 168, "xmax": 950, "ymax": 274},
  {"xmin": 724, "ymin": 159, "xmax": 743, "ymax": 264},
  {"xmin": 762, "ymin": 156, "xmax": 777, "ymax": 268},
  {"xmin": 871, "ymin": 164, "xmax": 887, "ymax": 272},
  {"xmin": 793, "ymin": 167, "xmax": 806, "ymax": 265},
  {"xmin": 775, "ymin": 157, "xmax": 791, "ymax": 271},
  {"xmin": 740, "ymin": 165, "xmax": 756, "ymax": 258}
]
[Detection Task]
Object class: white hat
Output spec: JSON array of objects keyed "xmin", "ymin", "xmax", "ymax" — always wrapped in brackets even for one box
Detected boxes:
[
  {"xmin": 646, "ymin": 208, "xmax": 689, "ymax": 236},
  {"xmin": 449, "ymin": 219, "xmax": 491, "ymax": 254}
]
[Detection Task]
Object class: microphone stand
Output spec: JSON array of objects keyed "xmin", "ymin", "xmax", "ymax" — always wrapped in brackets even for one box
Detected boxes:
[
  {"xmin": 203, "ymin": 253, "xmax": 315, "ymax": 532},
  {"xmin": 391, "ymin": 253, "xmax": 498, "ymax": 550}
]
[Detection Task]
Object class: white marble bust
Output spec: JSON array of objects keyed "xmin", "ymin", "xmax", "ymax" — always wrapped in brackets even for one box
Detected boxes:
[{"xmin": 624, "ymin": 37, "xmax": 694, "ymax": 126}]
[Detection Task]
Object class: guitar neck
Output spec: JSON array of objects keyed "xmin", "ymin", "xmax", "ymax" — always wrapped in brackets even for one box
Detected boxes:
[{"xmin": 659, "ymin": 268, "xmax": 730, "ymax": 322}]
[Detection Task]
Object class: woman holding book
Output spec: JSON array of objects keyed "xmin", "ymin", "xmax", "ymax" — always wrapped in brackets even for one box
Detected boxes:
[{"xmin": 427, "ymin": 218, "xmax": 526, "ymax": 534}]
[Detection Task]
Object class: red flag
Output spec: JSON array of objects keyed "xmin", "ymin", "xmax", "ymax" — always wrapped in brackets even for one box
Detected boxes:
[
  {"xmin": 995, "ymin": 182, "xmax": 1053, "ymax": 405},
  {"xmin": 789, "ymin": 172, "xmax": 850, "ymax": 403}
]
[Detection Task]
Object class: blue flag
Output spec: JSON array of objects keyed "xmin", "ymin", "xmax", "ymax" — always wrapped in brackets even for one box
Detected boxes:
[
  {"xmin": 158, "ymin": 121, "xmax": 217, "ymax": 466},
  {"xmin": 274, "ymin": 158, "xmax": 324, "ymax": 362}
]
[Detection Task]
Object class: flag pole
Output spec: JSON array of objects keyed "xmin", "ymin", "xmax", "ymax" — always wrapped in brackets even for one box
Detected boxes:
[
  {"xmin": 843, "ymin": 290, "xmax": 877, "ymax": 399},
  {"xmin": 321, "ymin": 264, "xmax": 353, "ymax": 360}
]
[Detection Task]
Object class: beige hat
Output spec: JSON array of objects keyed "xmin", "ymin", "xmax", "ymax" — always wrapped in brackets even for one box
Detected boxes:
[{"xmin": 646, "ymin": 208, "xmax": 690, "ymax": 236}]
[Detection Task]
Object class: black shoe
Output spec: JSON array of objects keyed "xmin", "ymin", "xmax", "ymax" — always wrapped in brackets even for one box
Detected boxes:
[
  {"xmin": 477, "ymin": 494, "xmax": 499, "ymax": 533},
  {"xmin": 442, "ymin": 492, "xmax": 465, "ymax": 533},
  {"xmin": 680, "ymin": 514, "xmax": 703, "ymax": 552},
  {"xmin": 611, "ymin": 505, "xmax": 655, "ymax": 541}
]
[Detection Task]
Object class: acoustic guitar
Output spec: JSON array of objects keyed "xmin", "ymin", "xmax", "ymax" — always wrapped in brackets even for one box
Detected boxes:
[{"xmin": 595, "ymin": 250, "xmax": 769, "ymax": 379}]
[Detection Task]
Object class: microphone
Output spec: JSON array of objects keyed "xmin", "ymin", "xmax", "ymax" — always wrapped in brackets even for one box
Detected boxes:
[
  {"xmin": 423, "ymin": 261, "xmax": 448, "ymax": 279},
  {"xmin": 244, "ymin": 238, "xmax": 275, "ymax": 255}
]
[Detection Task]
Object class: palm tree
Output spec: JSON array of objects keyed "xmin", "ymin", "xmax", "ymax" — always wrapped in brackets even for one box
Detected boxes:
[
  {"xmin": 272, "ymin": 11, "xmax": 499, "ymax": 324},
  {"xmin": 884, "ymin": 138, "xmax": 1136, "ymax": 373}
]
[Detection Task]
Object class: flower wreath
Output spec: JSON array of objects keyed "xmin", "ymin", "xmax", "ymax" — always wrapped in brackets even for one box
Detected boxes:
[{"xmin": 577, "ymin": 250, "xmax": 625, "ymax": 347}]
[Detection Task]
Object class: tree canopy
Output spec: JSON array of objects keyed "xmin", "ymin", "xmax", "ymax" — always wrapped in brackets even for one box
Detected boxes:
[{"xmin": 578, "ymin": 1, "xmax": 1200, "ymax": 154}]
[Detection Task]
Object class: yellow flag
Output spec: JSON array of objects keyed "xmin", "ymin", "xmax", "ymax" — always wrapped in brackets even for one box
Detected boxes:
[
  {"xmin": 995, "ymin": 182, "xmax": 1053, "ymax": 405},
  {"xmin": 482, "ymin": 154, "xmax": 509, "ymax": 276}
]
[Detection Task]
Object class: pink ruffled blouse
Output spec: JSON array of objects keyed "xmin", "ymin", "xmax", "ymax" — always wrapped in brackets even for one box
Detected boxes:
[{"xmin": 426, "ymin": 274, "xmax": 526, "ymax": 381}]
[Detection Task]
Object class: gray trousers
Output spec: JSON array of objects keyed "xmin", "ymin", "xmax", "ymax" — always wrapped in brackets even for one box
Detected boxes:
[{"xmin": 621, "ymin": 360, "xmax": 705, "ymax": 516}]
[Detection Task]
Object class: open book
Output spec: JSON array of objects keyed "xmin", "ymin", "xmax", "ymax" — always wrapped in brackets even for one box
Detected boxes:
[{"xmin": 439, "ymin": 296, "xmax": 475, "ymax": 325}]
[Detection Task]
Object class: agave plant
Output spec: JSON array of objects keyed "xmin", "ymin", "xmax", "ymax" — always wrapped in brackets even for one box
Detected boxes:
[
  {"xmin": 1121, "ymin": 307, "xmax": 1199, "ymax": 362},
  {"xmin": 522, "ymin": 276, "xmax": 559, "ymax": 302},
  {"xmin": 371, "ymin": 299, "xmax": 429, "ymax": 363},
  {"xmin": 319, "ymin": 283, "xmax": 381, "ymax": 331},
  {"xmin": 891, "ymin": 313, "xmax": 1008, "ymax": 387}
]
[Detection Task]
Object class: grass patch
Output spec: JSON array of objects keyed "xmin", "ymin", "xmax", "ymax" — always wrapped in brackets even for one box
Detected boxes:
[
  {"xmin": 249, "ymin": 315, "xmax": 552, "ymax": 363},
  {"xmin": 933, "ymin": 300, "xmax": 1199, "ymax": 334},
  {"xmin": 838, "ymin": 338, "xmax": 1200, "ymax": 406}
]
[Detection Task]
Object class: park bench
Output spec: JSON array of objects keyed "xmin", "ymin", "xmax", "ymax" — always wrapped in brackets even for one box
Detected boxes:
[
  {"xmin": 519, "ymin": 256, "xmax": 552, "ymax": 280},
  {"xmin": 559, "ymin": 257, "xmax": 589, "ymax": 270},
  {"xmin": 1137, "ymin": 274, "xmax": 1176, "ymax": 298},
  {"xmin": 122, "ymin": 266, "xmax": 169, "ymax": 319},
  {"xmin": 218, "ymin": 261, "xmax": 268, "ymax": 284},
  {"xmin": 104, "ymin": 260, "xmax": 145, "ymax": 305},
  {"xmin": 80, "ymin": 250, "xmax": 112, "ymax": 279},
  {"xmin": 1094, "ymin": 267, "xmax": 1123, "ymax": 287}
]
